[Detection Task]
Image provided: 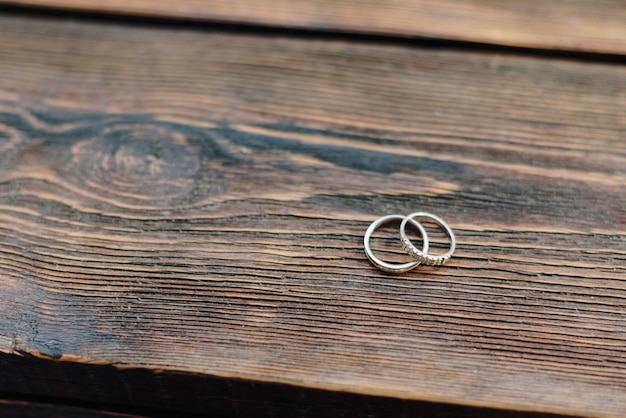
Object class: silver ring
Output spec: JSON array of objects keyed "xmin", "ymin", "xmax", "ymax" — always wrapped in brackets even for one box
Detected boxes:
[
  {"xmin": 364, "ymin": 214, "xmax": 429, "ymax": 273},
  {"xmin": 400, "ymin": 212, "xmax": 455, "ymax": 266}
]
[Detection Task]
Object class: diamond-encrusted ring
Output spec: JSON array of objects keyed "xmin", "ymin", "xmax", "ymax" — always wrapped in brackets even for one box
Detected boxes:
[
  {"xmin": 364, "ymin": 214, "xmax": 429, "ymax": 273},
  {"xmin": 400, "ymin": 212, "xmax": 455, "ymax": 266}
]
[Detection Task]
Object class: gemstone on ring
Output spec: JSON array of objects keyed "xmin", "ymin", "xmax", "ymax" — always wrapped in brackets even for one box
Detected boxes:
[{"xmin": 399, "ymin": 212, "xmax": 455, "ymax": 266}]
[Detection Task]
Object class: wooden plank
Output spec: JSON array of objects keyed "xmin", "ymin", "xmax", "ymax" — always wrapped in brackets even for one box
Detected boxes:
[
  {"xmin": 0, "ymin": 13, "xmax": 625, "ymax": 417},
  {"xmin": 2, "ymin": 352, "xmax": 567, "ymax": 418},
  {"xmin": 2, "ymin": 0, "xmax": 626, "ymax": 55}
]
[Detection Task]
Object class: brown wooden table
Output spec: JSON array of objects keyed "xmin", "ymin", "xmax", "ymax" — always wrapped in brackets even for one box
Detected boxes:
[{"xmin": 1, "ymin": 1, "xmax": 625, "ymax": 417}]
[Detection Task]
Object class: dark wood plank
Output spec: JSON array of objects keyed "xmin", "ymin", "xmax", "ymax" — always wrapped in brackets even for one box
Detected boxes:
[
  {"xmin": 0, "ymin": 13, "xmax": 625, "ymax": 418},
  {"xmin": 2, "ymin": 0, "xmax": 626, "ymax": 54},
  {"xmin": 1, "ymin": 352, "xmax": 574, "ymax": 418}
]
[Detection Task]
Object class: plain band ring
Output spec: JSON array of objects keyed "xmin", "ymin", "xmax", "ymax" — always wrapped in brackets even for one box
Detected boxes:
[
  {"xmin": 400, "ymin": 212, "xmax": 455, "ymax": 266},
  {"xmin": 364, "ymin": 214, "xmax": 429, "ymax": 273}
]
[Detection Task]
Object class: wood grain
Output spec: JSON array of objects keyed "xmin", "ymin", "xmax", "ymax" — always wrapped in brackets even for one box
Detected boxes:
[
  {"xmin": 0, "ymin": 13, "xmax": 625, "ymax": 417},
  {"xmin": 3, "ymin": 0, "xmax": 626, "ymax": 54},
  {"xmin": 2, "ymin": 352, "xmax": 572, "ymax": 418}
]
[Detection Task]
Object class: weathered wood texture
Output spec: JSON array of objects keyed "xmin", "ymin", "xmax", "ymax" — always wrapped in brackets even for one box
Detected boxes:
[
  {"xmin": 0, "ymin": 13, "xmax": 625, "ymax": 418},
  {"xmin": 2, "ymin": 352, "xmax": 573, "ymax": 418},
  {"xmin": 3, "ymin": 0, "xmax": 626, "ymax": 54}
]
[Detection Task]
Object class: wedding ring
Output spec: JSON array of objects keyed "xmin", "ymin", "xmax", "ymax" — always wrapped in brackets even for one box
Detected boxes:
[
  {"xmin": 364, "ymin": 214, "xmax": 429, "ymax": 273},
  {"xmin": 400, "ymin": 212, "xmax": 455, "ymax": 266}
]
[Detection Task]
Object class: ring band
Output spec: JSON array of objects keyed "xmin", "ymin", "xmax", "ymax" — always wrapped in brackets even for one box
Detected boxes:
[
  {"xmin": 400, "ymin": 212, "xmax": 455, "ymax": 266},
  {"xmin": 364, "ymin": 214, "xmax": 429, "ymax": 273}
]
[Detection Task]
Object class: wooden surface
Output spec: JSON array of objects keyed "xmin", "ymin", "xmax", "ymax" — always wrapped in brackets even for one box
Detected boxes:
[
  {"xmin": 2, "ymin": 0, "xmax": 626, "ymax": 54},
  {"xmin": 2, "ymin": 351, "xmax": 574, "ymax": 418},
  {"xmin": 1, "ymin": 4, "xmax": 626, "ymax": 418}
]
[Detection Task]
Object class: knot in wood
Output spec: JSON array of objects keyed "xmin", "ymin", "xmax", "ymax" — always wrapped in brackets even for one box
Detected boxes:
[{"xmin": 71, "ymin": 122, "xmax": 205, "ymax": 205}]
